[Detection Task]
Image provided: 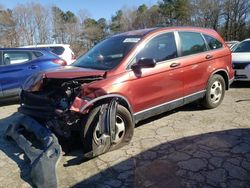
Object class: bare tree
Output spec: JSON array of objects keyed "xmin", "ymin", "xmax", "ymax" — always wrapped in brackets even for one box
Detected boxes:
[
  {"xmin": 0, "ymin": 7, "xmax": 18, "ymax": 47},
  {"xmin": 13, "ymin": 4, "xmax": 37, "ymax": 45},
  {"xmin": 190, "ymin": 0, "xmax": 223, "ymax": 30},
  {"xmin": 1, "ymin": 1, "xmax": 250, "ymax": 49},
  {"xmin": 32, "ymin": 3, "xmax": 51, "ymax": 44},
  {"xmin": 78, "ymin": 9, "xmax": 90, "ymax": 25},
  {"xmin": 223, "ymin": 0, "xmax": 250, "ymax": 40}
]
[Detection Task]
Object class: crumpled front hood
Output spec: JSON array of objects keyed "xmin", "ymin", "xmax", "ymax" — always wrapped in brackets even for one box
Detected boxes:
[
  {"xmin": 22, "ymin": 66, "xmax": 105, "ymax": 91},
  {"xmin": 43, "ymin": 66, "xmax": 106, "ymax": 79}
]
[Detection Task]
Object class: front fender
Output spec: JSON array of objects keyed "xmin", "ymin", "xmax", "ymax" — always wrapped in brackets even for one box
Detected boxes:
[{"xmin": 70, "ymin": 94, "xmax": 134, "ymax": 116}]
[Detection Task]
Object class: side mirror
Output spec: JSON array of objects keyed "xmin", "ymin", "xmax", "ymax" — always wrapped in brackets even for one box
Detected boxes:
[{"xmin": 131, "ymin": 58, "xmax": 156, "ymax": 70}]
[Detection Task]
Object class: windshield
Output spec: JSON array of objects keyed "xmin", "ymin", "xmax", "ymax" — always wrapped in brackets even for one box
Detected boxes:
[
  {"xmin": 233, "ymin": 41, "xmax": 250, "ymax": 53},
  {"xmin": 73, "ymin": 36, "xmax": 141, "ymax": 70}
]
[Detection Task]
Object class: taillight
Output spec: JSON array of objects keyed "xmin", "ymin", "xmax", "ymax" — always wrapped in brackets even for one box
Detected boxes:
[
  {"xmin": 71, "ymin": 52, "xmax": 76, "ymax": 60},
  {"xmin": 52, "ymin": 59, "xmax": 67, "ymax": 66}
]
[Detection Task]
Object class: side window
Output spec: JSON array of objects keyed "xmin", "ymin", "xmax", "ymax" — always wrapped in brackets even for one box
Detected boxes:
[
  {"xmin": 179, "ymin": 32, "xmax": 207, "ymax": 56},
  {"xmin": 33, "ymin": 51, "xmax": 43, "ymax": 58},
  {"xmin": 0, "ymin": 52, "xmax": 3, "ymax": 66},
  {"xmin": 203, "ymin": 34, "xmax": 223, "ymax": 50},
  {"xmin": 136, "ymin": 32, "xmax": 177, "ymax": 62},
  {"xmin": 3, "ymin": 51, "xmax": 32, "ymax": 65}
]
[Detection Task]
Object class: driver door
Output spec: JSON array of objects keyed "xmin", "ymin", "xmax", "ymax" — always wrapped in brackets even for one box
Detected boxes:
[{"xmin": 127, "ymin": 32, "xmax": 184, "ymax": 120}]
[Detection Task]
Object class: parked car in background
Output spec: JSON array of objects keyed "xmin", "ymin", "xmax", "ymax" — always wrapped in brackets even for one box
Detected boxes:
[
  {"xmin": 0, "ymin": 48, "xmax": 66, "ymax": 101},
  {"xmin": 225, "ymin": 40, "xmax": 240, "ymax": 49},
  {"xmin": 230, "ymin": 42, "xmax": 239, "ymax": 51},
  {"xmin": 232, "ymin": 39, "xmax": 250, "ymax": 81},
  {"xmin": 22, "ymin": 44, "xmax": 76, "ymax": 65},
  {"xmin": 19, "ymin": 27, "xmax": 234, "ymax": 158}
]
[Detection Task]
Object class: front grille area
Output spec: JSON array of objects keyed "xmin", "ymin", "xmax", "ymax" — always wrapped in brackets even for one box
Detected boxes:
[
  {"xmin": 19, "ymin": 90, "xmax": 56, "ymax": 119},
  {"xmin": 235, "ymin": 75, "xmax": 248, "ymax": 79},
  {"xmin": 233, "ymin": 63, "xmax": 249, "ymax": 69}
]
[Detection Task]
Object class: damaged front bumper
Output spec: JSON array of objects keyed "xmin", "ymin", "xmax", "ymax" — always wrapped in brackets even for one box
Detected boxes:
[{"xmin": 5, "ymin": 113, "xmax": 62, "ymax": 188}]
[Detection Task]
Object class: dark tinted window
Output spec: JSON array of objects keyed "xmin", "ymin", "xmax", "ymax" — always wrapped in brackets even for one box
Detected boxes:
[
  {"xmin": 179, "ymin": 32, "xmax": 207, "ymax": 56},
  {"xmin": 49, "ymin": 47, "xmax": 65, "ymax": 55},
  {"xmin": 0, "ymin": 51, "xmax": 3, "ymax": 66},
  {"xmin": 2, "ymin": 51, "xmax": 31, "ymax": 65},
  {"xmin": 136, "ymin": 32, "xmax": 177, "ymax": 62},
  {"xmin": 233, "ymin": 41, "xmax": 250, "ymax": 52},
  {"xmin": 204, "ymin": 34, "xmax": 222, "ymax": 50},
  {"xmin": 33, "ymin": 51, "xmax": 43, "ymax": 57}
]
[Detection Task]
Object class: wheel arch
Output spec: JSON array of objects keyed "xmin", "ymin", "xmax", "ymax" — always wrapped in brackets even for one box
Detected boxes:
[
  {"xmin": 80, "ymin": 94, "xmax": 134, "ymax": 122},
  {"xmin": 210, "ymin": 69, "xmax": 229, "ymax": 90}
]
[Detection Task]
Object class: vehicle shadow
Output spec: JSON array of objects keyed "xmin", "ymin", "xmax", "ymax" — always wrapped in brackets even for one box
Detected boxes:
[
  {"xmin": 136, "ymin": 102, "xmax": 204, "ymax": 127},
  {"xmin": 1, "ymin": 111, "xmax": 250, "ymax": 187},
  {"xmin": 0, "ymin": 98, "xmax": 19, "ymax": 107},
  {"xmin": 0, "ymin": 102, "xmax": 200, "ymax": 187},
  {"xmin": 231, "ymin": 81, "xmax": 250, "ymax": 103},
  {"xmin": 0, "ymin": 114, "xmax": 33, "ymax": 187},
  {"xmin": 231, "ymin": 81, "xmax": 250, "ymax": 88},
  {"xmin": 71, "ymin": 128, "xmax": 250, "ymax": 188}
]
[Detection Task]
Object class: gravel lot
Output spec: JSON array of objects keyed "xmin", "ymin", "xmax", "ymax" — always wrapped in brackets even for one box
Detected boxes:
[{"xmin": 0, "ymin": 82, "xmax": 250, "ymax": 188}]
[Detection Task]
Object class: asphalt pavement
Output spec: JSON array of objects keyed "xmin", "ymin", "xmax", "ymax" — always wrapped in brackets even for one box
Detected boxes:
[{"xmin": 0, "ymin": 82, "xmax": 250, "ymax": 188}]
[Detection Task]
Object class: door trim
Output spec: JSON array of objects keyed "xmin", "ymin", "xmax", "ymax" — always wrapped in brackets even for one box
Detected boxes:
[{"xmin": 134, "ymin": 90, "xmax": 206, "ymax": 123}]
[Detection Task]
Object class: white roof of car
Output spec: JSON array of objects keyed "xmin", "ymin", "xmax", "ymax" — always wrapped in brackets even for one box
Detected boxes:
[{"xmin": 22, "ymin": 44, "xmax": 70, "ymax": 48}]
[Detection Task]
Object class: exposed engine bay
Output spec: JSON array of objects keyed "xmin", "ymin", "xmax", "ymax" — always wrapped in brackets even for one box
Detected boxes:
[{"xmin": 19, "ymin": 76, "xmax": 103, "ymax": 139}]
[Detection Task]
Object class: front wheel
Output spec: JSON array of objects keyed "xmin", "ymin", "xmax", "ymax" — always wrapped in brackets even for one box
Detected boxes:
[
  {"xmin": 201, "ymin": 74, "xmax": 225, "ymax": 109},
  {"xmin": 81, "ymin": 104, "xmax": 134, "ymax": 157}
]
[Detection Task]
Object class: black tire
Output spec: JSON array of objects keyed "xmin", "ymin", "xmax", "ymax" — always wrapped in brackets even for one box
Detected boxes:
[
  {"xmin": 81, "ymin": 104, "xmax": 134, "ymax": 157},
  {"xmin": 201, "ymin": 74, "xmax": 225, "ymax": 109}
]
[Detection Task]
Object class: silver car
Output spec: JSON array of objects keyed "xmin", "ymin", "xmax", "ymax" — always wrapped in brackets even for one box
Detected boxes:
[{"xmin": 232, "ymin": 39, "xmax": 250, "ymax": 81}]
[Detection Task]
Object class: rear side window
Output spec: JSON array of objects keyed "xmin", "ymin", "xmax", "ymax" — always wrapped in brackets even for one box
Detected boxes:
[
  {"xmin": 33, "ymin": 51, "xmax": 43, "ymax": 57},
  {"xmin": 179, "ymin": 32, "xmax": 207, "ymax": 56},
  {"xmin": 136, "ymin": 32, "xmax": 177, "ymax": 62},
  {"xmin": 3, "ymin": 51, "xmax": 32, "ymax": 65},
  {"xmin": 49, "ymin": 47, "xmax": 65, "ymax": 55},
  {"xmin": 0, "ymin": 51, "xmax": 3, "ymax": 66},
  {"xmin": 203, "ymin": 34, "xmax": 223, "ymax": 50}
]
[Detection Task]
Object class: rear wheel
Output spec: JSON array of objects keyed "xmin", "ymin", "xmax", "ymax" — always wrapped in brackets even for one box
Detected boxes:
[
  {"xmin": 81, "ymin": 104, "xmax": 134, "ymax": 157},
  {"xmin": 201, "ymin": 74, "xmax": 225, "ymax": 109}
]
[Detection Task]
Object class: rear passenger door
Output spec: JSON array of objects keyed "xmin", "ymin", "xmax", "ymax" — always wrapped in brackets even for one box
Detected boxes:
[
  {"xmin": 0, "ymin": 50, "xmax": 40, "ymax": 98},
  {"xmin": 177, "ymin": 31, "xmax": 211, "ymax": 100}
]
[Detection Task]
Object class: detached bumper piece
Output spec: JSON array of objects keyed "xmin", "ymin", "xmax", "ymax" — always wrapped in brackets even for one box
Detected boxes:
[{"xmin": 5, "ymin": 113, "xmax": 62, "ymax": 188}]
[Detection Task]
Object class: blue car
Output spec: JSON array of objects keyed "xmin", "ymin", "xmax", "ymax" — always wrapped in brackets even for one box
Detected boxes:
[{"xmin": 0, "ymin": 48, "xmax": 66, "ymax": 101}]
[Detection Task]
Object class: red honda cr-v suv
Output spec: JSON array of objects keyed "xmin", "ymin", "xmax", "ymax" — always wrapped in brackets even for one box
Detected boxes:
[{"xmin": 20, "ymin": 27, "xmax": 234, "ymax": 157}]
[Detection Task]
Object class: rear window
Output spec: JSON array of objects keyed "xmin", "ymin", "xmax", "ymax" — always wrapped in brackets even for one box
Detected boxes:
[
  {"xmin": 179, "ymin": 32, "xmax": 207, "ymax": 56},
  {"xmin": 49, "ymin": 47, "xmax": 65, "ymax": 55},
  {"xmin": 203, "ymin": 34, "xmax": 223, "ymax": 50}
]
